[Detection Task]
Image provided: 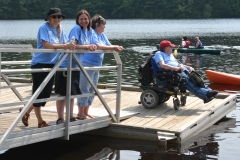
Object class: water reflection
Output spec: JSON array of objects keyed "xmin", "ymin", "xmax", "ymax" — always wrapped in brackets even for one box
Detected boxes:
[{"xmin": 0, "ymin": 117, "xmax": 236, "ymax": 159}]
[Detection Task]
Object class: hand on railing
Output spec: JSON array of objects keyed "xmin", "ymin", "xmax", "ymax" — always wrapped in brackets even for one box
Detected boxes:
[
  {"xmin": 113, "ymin": 45, "xmax": 123, "ymax": 52},
  {"xmin": 88, "ymin": 44, "xmax": 97, "ymax": 51},
  {"xmin": 65, "ymin": 42, "xmax": 76, "ymax": 51}
]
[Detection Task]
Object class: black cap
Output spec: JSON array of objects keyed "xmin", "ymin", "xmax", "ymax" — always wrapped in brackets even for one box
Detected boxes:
[{"xmin": 44, "ymin": 8, "xmax": 65, "ymax": 21}]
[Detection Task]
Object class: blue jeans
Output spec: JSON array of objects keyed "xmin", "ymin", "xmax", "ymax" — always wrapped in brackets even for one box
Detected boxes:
[
  {"xmin": 77, "ymin": 62, "xmax": 99, "ymax": 107},
  {"xmin": 182, "ymin": 68, "xmax": 211, "ymax": 100},
  {"xmin": 157, "ymin": 68, "xmax": 211, "ymax": 101}
]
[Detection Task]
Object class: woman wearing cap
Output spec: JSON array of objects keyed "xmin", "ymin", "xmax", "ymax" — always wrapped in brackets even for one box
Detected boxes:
[
  {"xmin": 76, "ymin": 14, "xmax": 123, "ymax": 120},
  {"xmin": 151, "ymin": 40, "xmax": 218, "ymax": 103},
  {"xmin": 21, "ymin": 8, "xmax": 75, "ymax": 128},
  {"xmin": 55, "ymin": 9, "xmax": 99, "ymax": 122}
]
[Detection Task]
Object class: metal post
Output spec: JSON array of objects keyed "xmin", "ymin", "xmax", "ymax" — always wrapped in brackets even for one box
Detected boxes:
[
  {"xmin": 1, "ymin": 74, "xmax": 24, "ymax": 101},
  {"xmin": 113, "ymin": 52, "xmax": 122, "ymax": 123},
  {"xmin": 0, "ymin": 52, "xmax": 1, "ymax": 94},
  {"xmin": 65, "ymin": 52, "xmax": 72, "ymax": 140},
  {"xmin": 115, "ymin": 64, "xmax": 122, "ymax": 123},
  {"xmin": 0, "ymin": 54, "xmax": 68, "ymax": 149}
]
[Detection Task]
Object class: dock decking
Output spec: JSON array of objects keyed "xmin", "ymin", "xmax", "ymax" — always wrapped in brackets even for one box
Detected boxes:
[{"xmin": 0, "ymin": 81, "xmax": 237, "ymax": 150}]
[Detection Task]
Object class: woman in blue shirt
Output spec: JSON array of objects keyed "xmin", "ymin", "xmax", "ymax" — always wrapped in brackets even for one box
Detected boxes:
[
  {"xmin": 77, "ymin": 15, "xmax": 123, "ymax": 120},
  {"xmin": 55, "ymin": 9, "xmax": 99, "ymax": 124},
  {"xmin": 22, "ymin": 8, "xmax": 75, "ymax": 128}
]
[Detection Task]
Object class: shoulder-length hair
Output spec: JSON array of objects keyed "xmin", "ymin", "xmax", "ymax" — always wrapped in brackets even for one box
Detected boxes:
[
  {"xmin": 75, "ymin": 9, "xmax": 91, "ymax": 31},
  {"xmin": 91, "ymin": 14, "xmax": 106, "ymax": 29}
]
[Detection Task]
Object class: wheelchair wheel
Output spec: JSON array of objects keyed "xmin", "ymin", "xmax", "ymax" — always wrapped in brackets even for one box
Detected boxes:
[
  {"xmin": 180, "ymin": 95, "xmax": 187, "ymax": 106},
  {"xmin": 140, "ymin": 89, "xmax": 159, "ymax": 109},
  {"xmin": 173, "ymin": 98, "xmax": 180, "ymax": 110}
]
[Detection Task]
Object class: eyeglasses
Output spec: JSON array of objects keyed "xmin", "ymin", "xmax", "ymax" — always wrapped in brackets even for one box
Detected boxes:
[{"xmin": 51, "ymin": 15, "xmax": 62, "ymax": 19}]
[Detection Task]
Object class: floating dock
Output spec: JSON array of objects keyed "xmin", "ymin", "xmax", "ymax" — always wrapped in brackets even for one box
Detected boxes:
[
  {"xmin": 87, "ymin": 90, "xmax": 236, "ymax": 143},
  {"xmin": 0, "ymin": 81, "xmax": 236, "ymax": 151}
]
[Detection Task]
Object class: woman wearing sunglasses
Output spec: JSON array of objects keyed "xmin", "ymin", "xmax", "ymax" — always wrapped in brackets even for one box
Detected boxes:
[{"xmin": 21, "ymin": 8, "xmax": 75, "ymax": 128}]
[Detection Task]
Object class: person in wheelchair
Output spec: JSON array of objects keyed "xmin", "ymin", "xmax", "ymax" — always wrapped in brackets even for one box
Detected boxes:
[{"xmin": 152, "ymin": 40, "xmax": 218, "ymax": 103}]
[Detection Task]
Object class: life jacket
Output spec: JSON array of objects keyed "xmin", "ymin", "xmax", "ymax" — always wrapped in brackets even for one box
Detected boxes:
[
  {"xmin": 185, "ymin": 40, "xmax": 190, "ymax": 47},
  {"xmin": 195, "ymin": 40, "xmax": 203, "ymax": 48}
]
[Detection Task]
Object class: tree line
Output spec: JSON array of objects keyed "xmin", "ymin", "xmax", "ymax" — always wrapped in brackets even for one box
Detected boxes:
[{"xmin": 1, "ymin": 0, "xmax": 240, "ymax": 20}]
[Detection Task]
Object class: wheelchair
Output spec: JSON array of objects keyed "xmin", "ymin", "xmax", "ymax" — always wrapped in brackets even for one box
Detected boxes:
[{"xmin": 138, "ymin": 57, "xmax": 187, "ymax": 110}]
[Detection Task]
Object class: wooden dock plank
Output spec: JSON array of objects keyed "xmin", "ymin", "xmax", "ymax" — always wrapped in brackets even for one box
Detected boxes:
[
  {"xmin": 159, "ymin": 98, "xmax": 222, "ymax": 130},
  {"xmin": 132, "ymin": 97, "xmax": 196, "ymax": 127},
  {"xmin": 140, "ymin": 97, "xmax": 199, "ymax": 128},
  {"xmin": 151, "ymin": 99, "xmax": 205, "ymax": 129}
]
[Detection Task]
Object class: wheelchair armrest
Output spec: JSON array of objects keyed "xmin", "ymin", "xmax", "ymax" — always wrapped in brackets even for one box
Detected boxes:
[
  {"xmin": 157, "ymin": 68, "xmax": 170, "ymax": 72},
  {"xmin": 157, "ymin": 68, "xmax": 181, "ymax": 73}
]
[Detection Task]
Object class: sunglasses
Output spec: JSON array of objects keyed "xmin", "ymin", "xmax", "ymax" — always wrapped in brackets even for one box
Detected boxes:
[{"xmin": 51, "ymin": 15, "xmax": 62, "ymax": 19}]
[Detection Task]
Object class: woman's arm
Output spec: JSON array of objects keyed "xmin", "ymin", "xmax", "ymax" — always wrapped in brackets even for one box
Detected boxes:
[
  {"xmin": 42, "ymin": 40, "xmax": 75, "ymax": 50},
  {"xmin": 96, "ymin": 44, "xmax": 123, "ymax": 52},
  {"xmin": 73, "ymin": 39, "xmax": 97, "ymax": 51}
]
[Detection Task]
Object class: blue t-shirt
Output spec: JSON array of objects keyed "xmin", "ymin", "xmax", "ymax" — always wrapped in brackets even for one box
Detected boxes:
[
  {"xmin": 31, "ymin": 22, "xmax": 68, "ymax": 66},
  {"xmin": 82, "ymin": 30, "xmax": 111, "ymax": 66},
  {"xmin": 152, "ymin": 51, "xmax": 179, "ymax": 73},
  {"xmin": 60, "ymin": 25, "xmax": 99, "ymax": 68}
]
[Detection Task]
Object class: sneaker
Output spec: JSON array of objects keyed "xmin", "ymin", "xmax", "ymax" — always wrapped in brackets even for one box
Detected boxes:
[
  {"xmin": 22, "ymin": 113, "xmax": 30, "ymax": 126},
  {"xmin": 38, "ymin": 121, "xmax": 49, "ymax": 128},
  {"xmin": 56, "ymin": 118, "xmax": 65, "ymax": 124},
  {"xmin": 206, "ymin": 90, "xmax": 218, "ymax": 98},
  {"xmin": 70, "ymin": 117, "xmax": 77, "ymax": 122},
  {"xmin": 204, "ymin": 96, "xmax": 214, "ymax": 103}
]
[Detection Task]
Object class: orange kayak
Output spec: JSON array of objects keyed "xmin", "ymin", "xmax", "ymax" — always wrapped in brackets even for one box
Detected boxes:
[{"xmin": 206, "ymin": 70, "xmax": 240, "ymax": 85}]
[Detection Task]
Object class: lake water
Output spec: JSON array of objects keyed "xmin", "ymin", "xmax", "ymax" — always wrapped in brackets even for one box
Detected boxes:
[{"xmin": 0, "ymin": 19, "xmax": 240, "ymax": 159}]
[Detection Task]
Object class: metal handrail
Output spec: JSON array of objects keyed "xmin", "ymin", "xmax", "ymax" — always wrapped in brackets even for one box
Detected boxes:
[{"xmin": 0, "ymin": 47, "xmax": 122, "ymax": 149}]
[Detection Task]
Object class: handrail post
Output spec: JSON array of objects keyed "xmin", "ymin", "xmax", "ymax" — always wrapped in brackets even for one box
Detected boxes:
[
  {"xmin": 0, "ymin": 52, "xmax": 1, "ymax": 93},
  {"xmin": 65, "ymin": 52, "xmax": 72, "ymax": 140},
  {"xmin": 113, "ymin": 52, "xmax": 122, "ymax": 123}
]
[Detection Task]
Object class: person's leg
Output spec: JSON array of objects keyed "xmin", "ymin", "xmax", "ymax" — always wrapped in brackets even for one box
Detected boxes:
[
  {"xmin": 70, "ymin": 99, "xmax": 75, "ymax": 118},
  {"xmin": 56, "ymin": 97, "xmax": 65, "ymax": 119},
  {"xmin": 33, "ymin": 106, "xmax": 43, "ymax": 123},
  {"xmin": 35, "ymin": 64, "xmax": 54, "ymax": 127},
  {"xmin": 69, "ymin": 71, "xmax": 81, "ymax": 120},
  {"xmin": 77, "ymin": 66, "xmax": 94, "ymax": 119},
  {"xmin": 181, "ymin": 69, "xmax": 211, "ymax": 101},
  {"xmin": 77, "ymin": 106, "xmax": 91, "ymax": 119},
  {"xmin": 33, "ymin": 106, "xmax": 48, "ymax": 128},
  {"xmin": 185, "ymin": 78, "xmax": 211, "ymax": 100},
  {"xmin": 22, "ymin": 64, "xmax": 44, "ymax": 126},
  {"xmin": 84, "ymin": 106, "xmax": 95, "ymax": 118},
  {"xmin": 84, "ymin": 71, "xmax": 99, "ymax": 118},
  {"xmin": 22, "ymin": 106, "xmax": 34, "ymax": 126},
  {"xmin": 55, "ymin": 71, "xmax": 67, "ymax": 124},
  {"xmin": 26, "ymin": 106, "xmax": 34, "ymax": 114}
]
